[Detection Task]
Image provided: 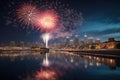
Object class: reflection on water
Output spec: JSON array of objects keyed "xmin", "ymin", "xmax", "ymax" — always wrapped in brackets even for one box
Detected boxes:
[
  {"xmin": 0, "ymin": 51, "xmax": 120, "ymax": 80},
  {"xmin": 24, "ymin": 69, "xmax": 60, "ymax": 80},
  {"xmin": 42, "ymin": 53, "xmax": 50, "ymax": 67},
  {"xmin": 36, "ymin": 69, "xmax": 56, "ymax": 80},
  {"xmin": 83, "ymin": 55, "xmax": 117, "ymax": 69}
]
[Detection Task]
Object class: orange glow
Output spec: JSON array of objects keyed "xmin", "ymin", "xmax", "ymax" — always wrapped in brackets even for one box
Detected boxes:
[
  {"xmin": 37, "ymin": 10, "xmax": 58, "ymax": 30},
  {"xmin": 39, "ymin": 15, "xmax": 54, "ymax": 28},
  {"xmin": 36, "ymin": 70, "xmax": 56, "ymax": 80}
]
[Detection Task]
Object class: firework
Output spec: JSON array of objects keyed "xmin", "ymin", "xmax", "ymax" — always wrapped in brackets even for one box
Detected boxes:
[
  {"xmin": 16, "ymin": 0, "xmax": 82, "ymax": 31},
  {"xmin": 16, "ymin": 3, "xmax": 39, "ymax": 26},
  {"xmin": 36, "ymin": 0, "xmax": 83, "ymax": 37},
  {"xmin": 36, "ymin": 10, "xmax": 58, "ymax": 30},
  {"xmin": 37, "ymin": 0, "xmax": 83, "ymax": 32},
  {"xmin": 14, "ymin": 0, "xmax": 83, "ymax": 40},
  {"xmin": 42, "ymin": 33, "xmax": 51, "ymax": 48}
]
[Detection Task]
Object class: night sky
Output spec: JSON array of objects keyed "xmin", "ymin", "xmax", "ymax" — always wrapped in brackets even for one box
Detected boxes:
[{"xmin": 0, "ymin": 0, "xmax": 120, "ymax": 44}]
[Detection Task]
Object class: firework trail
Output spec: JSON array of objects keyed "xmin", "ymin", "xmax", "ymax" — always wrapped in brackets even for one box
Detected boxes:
[{"xmin": 42, "ymin": 33, "xmax": 51, "ymax": 48}]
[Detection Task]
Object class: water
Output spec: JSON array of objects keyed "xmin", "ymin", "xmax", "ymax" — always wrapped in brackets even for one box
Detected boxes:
[{"xmin": 0, "ymin": 51, "xmax": 120, "ymax": 80}]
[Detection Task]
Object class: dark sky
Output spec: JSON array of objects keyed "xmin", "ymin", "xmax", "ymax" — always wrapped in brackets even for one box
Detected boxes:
[{"xmin": 0, "ymin": 0, "xmax": 120, "ymax": 44}]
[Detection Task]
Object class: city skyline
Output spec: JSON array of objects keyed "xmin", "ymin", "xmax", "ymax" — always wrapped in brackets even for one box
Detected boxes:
[
  {"xmin": 0, "ymin": 0, "xmax": 120, "ymax": 43},
  {"xmin": 0, "ymin": 1, "xmax": 120, "ymax": 80}
]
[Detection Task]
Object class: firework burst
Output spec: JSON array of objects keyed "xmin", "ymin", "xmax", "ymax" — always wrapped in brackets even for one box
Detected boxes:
[
  {"xmin": 36, "ymin": 10, "xmax": 59, "ymax": 31},
  {"xmin": 14, "ymin": 0, "xmax": 83, "ymax": 39},
  {"xmin": 16, "ymin": 3, "xmax": 39, "ymax": 26},
  {"xmin": 15, "ymin": 0, "xmax": 83, "ymax": 31}
]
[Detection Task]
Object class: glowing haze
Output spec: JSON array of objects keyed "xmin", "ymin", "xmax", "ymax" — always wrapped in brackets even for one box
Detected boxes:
[{"xmin": 37, "ymin": 10, "xmax": 58, "ymax": 30}]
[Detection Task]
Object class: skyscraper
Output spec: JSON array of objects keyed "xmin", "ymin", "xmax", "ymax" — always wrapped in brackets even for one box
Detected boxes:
[
  {"xmin": 65, "ymin": 37, "xmax": 70, "ymax": 47},
  {"xmin": 80, "ymin": 41, "xmax": 84, "ymax": 46},
  {"xmin": 84, "ymin": 35, "xmax": 88, "ymax": 45},
  {"xmin": 88, "ymin": 37, "xmax": 93, "ymax": 45},
  {"xmin": 70, "ymin": 39, "xmax": 74, "ymax": 47},
  {"xmin": 74, "ymin": 35, "xmax": 79, "ymax": 47}
]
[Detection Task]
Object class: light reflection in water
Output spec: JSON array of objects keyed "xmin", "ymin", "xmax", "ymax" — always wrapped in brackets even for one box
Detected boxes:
[
  {"xmin": 36, "ymin": 69, "xmax": 57, "ymax": 80},
  {"xmin": 83, "ymin": 55, "xmax": 117, "ymax": 69},
  {"xmin": 43, "ymin": 53, "xmax": 50, "ymax": 67},
  {"xmin": 23, "ymin": 65, "xmax": 65, "ymax": 80},
  {"xmin": 0, "ymin": 52, "xmax": 120, "ymax": 80}
]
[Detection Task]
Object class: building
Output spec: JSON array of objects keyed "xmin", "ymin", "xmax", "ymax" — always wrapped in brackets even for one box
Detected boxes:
[
  {"xmin": 84, "ymin": 35, "xmax": 88, "ymax": 45},
  {"xmin": 79, "ymin": 41, "xmax": 84, "ymax": 46},
  {"xmin": 74, "ymin": 35, "xmax": 79, "ymax": 47},
  {"xmin": 108, "ymin": 37, "xmax": 115, "ymax": 42},
  {"xmin": 10, "ymin": 41, "xmax": 16, "ymax": 47},
  {"xmin": 96, "ymin": 38, "xmax": 120, "ymax": 49},
  {"xmin": 65, "ymin": 37, "xmax": 70, "ymax": 47},
  {"xmin": 20, "ymin": 41, "xmax": 24, "ymax": 48},
  {"xmin": 95, "ymin": 38, "xmax": 101, "ymax": 44},
  {"xmin": 70, "ymin": 39, "xmax": 74, "ymax": 47},
  {"xmin": 88, "ymin": 37, "xmax": 93, "ymax": 45}
]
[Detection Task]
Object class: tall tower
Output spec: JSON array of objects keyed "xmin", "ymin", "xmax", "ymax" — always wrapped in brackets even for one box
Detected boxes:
[
  {"xmin": 74, "ymin": 35, "xmax": 79, "ymax": 47},
  {"xmin": 88, "ymin": 37, "xmax": 93, "ymax": 45},
  {"xmin": 65, "ymin": 37, "xmax": 70, "ymax": 47},
  {"xmin": 84, "ymin": 34, "xmax": 88, "ymax": 45},
  {"xmin": 70, "ymin": 39, "xmax": 74, "ymax": 47}
]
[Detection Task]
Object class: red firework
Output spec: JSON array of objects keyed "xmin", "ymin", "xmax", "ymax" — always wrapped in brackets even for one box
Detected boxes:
[
  {"xmin": 16, "ymin": 3, "xmax": 38, "ymax": 26},
  {"xmin": 36, "ymin": 10, "xmax": 58, "ymax": 30}
]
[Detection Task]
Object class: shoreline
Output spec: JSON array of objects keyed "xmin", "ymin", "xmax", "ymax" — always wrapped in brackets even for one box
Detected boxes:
[{"xmin": 57, "ymin": 49, "xmax": 120, "ymax": 58}]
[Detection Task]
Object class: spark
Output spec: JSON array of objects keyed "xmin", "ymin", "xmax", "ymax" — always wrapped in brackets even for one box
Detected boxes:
[{"xmin": 16, "ymin": 3, "xmax": 38, "ymax": 26}]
